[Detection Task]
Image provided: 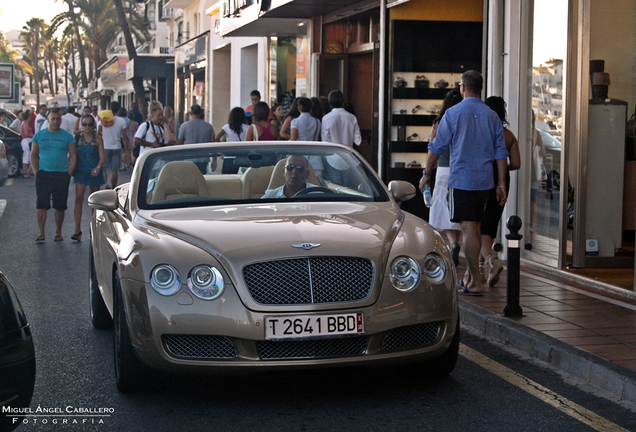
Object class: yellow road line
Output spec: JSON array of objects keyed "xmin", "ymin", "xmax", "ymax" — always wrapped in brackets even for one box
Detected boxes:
[{"xmin": 460, "ymin": 344, "xmax": 629, "ymax": 432}]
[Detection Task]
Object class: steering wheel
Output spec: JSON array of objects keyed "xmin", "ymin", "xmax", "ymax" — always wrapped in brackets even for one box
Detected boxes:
[{"xmin": 293, "ymin": 187, "xmax": 334, "ymax": 197}]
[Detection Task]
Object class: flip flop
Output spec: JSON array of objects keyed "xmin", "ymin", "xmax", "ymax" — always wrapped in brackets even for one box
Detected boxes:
[
  {"xmin": 54, "ymin": 235, "xmax": 64, "ymax": 242},
  {"xmin": 458, "ymin": 281, "xmax": 483, "ymax": 296},
  {"xmin": 35, "ymin": 235, "xmax": 45, "ymax": 244}
]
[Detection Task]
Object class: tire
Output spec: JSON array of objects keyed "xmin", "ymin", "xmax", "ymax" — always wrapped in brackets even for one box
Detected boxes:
[
  {"xmin": 113, "ymin": 272, "xmax": 153, "ymax": 392},
  {"xmin": 89, "ymin": 245, "xmax": 112, "ymax": 330},
  {"xmin": 7, "ymin": 151, "xmax": 20, "ymax": 177},
  {"xmin": 424, "ymin": 317, "xmax": 460, "ymax": 377}
]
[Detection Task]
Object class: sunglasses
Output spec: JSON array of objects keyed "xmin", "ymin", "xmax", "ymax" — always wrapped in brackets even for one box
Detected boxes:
[
  {"xmin": 285, "ymin": 164, "xmax": 306, "ymax": 173},
  {"xmin": 82, "ymin": 123, "xmax": 95, "ymax": 127}
]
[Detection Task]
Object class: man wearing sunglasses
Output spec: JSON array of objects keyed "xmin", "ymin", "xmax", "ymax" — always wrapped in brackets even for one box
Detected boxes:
[{"xmin": 262, "ymin": 155, "xmax": 319, "ymax": 199}]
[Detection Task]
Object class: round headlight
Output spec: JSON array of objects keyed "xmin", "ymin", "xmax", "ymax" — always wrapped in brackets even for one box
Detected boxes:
[
  {"xmin": 423, "ymin": 253, "xmax": 447, "ymax": 284},
  {"xmin": 188, "ymin": 265, "xmax": 224, "ymax": 300},
  {"xmin": 150, "ymin": 264, "xmax": 181, "ymax": 295},
  {"xmin": 390, "ymin": 256, "xmax": 420, "ymax": 291}
]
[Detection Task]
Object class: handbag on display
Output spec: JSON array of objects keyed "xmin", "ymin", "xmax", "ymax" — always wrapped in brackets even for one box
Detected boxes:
[
  {"xmin": 414, "ymin": 75, "xmax": 429, "ymax": 88},
  {"xmin": 394, "ymin": 76, "xmax": 407, "ymax": 88}
]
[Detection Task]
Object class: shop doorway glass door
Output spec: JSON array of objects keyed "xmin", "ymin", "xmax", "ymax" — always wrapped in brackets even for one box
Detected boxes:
[{"xmin": 524, "ymin": 0, "xmax": 568, "ymax": 264}]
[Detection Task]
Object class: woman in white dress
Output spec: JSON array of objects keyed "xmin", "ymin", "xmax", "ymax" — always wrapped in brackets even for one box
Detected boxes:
[{"xmin": 427, "ymin": 90, "xmax": 463, "ymax": 263}]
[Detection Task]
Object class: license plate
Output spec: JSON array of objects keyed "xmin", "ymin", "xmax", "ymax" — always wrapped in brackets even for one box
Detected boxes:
[{"xmin": 265, "ymin": 313, "xmax": 364, "ymax": 340}]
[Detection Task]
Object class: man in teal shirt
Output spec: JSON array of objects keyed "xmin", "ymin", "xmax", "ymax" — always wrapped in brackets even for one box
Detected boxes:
[{"xmin": 31, "ymin": 108, "xmax": 77, "ymax": 243}]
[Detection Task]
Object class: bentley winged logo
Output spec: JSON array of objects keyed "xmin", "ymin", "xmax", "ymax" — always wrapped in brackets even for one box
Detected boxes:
[{"xmin": 292, "ymin": 243, "xmax": 321, "ymax": 250}]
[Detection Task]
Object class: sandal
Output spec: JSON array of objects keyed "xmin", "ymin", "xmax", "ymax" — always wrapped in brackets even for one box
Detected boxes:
[
  {"xmin": 71, "ymin": 231, "xmax": 82, "ymax": 242},
  {"xmin": 54, "ymin": 235, "xmax": 64, "ymax": 242},
  {"xmin": 35, "ymin": 235, "xmax": 45, "ymax": 244}
]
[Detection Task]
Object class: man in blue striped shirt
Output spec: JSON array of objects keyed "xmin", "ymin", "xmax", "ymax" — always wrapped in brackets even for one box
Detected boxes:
[{"xmin": 420, "ymin": 70, "xmax": 508, "ymax": 295}]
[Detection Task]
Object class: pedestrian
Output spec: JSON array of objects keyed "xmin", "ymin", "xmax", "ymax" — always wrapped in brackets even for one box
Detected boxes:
[
  {"xmin": 91, "ymin": 106, "xmax": 99, "ymax": 123},
  {"xmin": 163, "ymin": 105, "xmax": 176, "ymax": 136},
  {"xmin": 0, "ymin": 112, "xmax": 6, "ymax": 127},
  {"xmin": 72, "ymin": 114, "xmax": 105, "ymax": 242},
  {"xmin": 245, "ymin": 102, "xmax": 279, "ymax": 141},
  {"xmin": 97, "ymin": 101, "xmax": 128, "ymax": 189},
  {"xmin": 9, "ymin": 110, "xmax": 22, "ymax": 132},
  {"xmin": 321, "ymin": 89, "xmax": 362, "ymax": 185},
  {"xmin": 127, "ymin": 112, "xmax": 139, "ymax": 165},
  {"xmin": 215, "ymin": 107, "xmax": 249, "ymax": 142},
  {"xmin": 75, "ymin": 106, "xmax": 92, "ymax": 134},
  {"xmin": 134, "ymin": 105, "xmax": 176, "ymax": 156},
  {"xmin": 481, "ymin": 96, "xmax": 521, "ymax": 286},
  {"xmin": 245, "ymin": 90, "xmax": 261, "ymax": 115},
  {"xmin": 279, "ymin": 98, "xmax": 299, "ymax": 140},
  {"xmin": 426, "ymin": 90, "xmax": 463, "ymax": 263},
  {"xmin": 34, "ymin": 104, "xmax": 48, "ymax": 133},
  {"xmin": 129, "ymin": 102, "xmax": 143, "ymax": 124},
  {"xmin": 118, "ymin": 107, "xmax": 130, "ymax": 170},
  {"xmin": 271, "ymin": 103, "xmax": 285, "ymax": 132},
  {"xmin": 177, "ymin": 104, "xmax": 215, "ymax": 145},
  {"xmin": 310, "ymin": 97, "xmax": 323, "ymax": 120},
  {"xmin": 30, "ymin": 108, "xmax": 77, "ymax": 243},
  {"xmin": 420, "ymin": 70, "xmax": 508, "ymax": 296},
  {"xmin": 20, "ymin": 110, "xmax": 34, "ymax": 178},
  {"xmin": 290, "ymin": 97, "xmax": 323, "ymax": 176}
]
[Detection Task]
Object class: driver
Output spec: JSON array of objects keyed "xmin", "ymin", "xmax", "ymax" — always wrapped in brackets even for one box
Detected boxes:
[{"xmin": 262, "ymin": 155, "xmax": 319, "ymax": 198}]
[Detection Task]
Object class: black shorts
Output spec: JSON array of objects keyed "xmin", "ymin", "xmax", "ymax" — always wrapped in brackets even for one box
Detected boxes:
[
  {"xmin": 449, "ymin": 187, "xmax": 490, "ymax": 223},
  {"xmin": 36, "ymin": 171, "xmax": 71, "ymax": 211}
]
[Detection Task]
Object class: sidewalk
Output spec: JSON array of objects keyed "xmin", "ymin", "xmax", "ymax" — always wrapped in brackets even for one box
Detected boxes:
[{"xmin": 457, "ymin": 260, "xmax": 636, "ymax": 407}]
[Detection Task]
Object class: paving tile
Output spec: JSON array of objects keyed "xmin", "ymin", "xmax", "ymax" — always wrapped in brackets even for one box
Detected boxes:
[
  {"xmin": 542, "ymin": 329, "xmax": 600, "ymax": 338},
  {"xmin": 579, "ymin": 344, "xmax": 636, "ymax": 360},
  {"xmin": 595, "ymin": 327, "xmax": 636, "ymax": 336},
  {"xmin": 530, "ymin": 304, "xmax": 582, "ymax": 312},
  {"xmin": 573, "ymin": 318, "xmax": 623, "ymax": 329},
  {"xmin": 613, "ymin": 334, "xmax": 636, "ymax": 344},
  {"xmin": 543, "ymin": 310, "xmax": 598, "ymax": 319},
  {"xmin": 613, "ymin": 359, "xmax": 636, "ymax": 372},
  {"xmin": 527, "ymin": 323, "xmax": 583, "ymax": 331},
  {"xmin": 557, "ymin": 336, "xmax": 621, "ymax": 346},
  {"xmin": 514, "ymin": 315, "xmax": 568, "ymax": 325}
]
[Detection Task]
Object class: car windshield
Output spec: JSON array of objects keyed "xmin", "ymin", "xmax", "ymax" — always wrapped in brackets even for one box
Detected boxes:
[{"xmin": 138, "ymin": 144, "xmax": 389, "ymax": 209}]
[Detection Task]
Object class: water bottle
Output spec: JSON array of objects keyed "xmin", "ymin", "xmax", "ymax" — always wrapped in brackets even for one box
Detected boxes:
[{"xmin": 423, "ymin": 183, "xmax": 432, "ymax": 208}]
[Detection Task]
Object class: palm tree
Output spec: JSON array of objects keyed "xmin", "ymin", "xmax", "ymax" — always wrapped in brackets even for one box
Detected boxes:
[
  {"xmin": 113, "ymin": 0, "xmax": 150, "ymax": 118},
  {"xmin": 22, "ymin": 18, "xmax": 45, "ymax": 106},
  {"xmin": 52, "ymin": 0, "xmax": 88, "ymax": 88},
  {"xmin": 74, "ymin": 0, "xmax": 119, "ymax": 80}
]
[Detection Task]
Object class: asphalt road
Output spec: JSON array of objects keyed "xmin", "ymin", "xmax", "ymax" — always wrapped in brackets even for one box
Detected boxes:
[{"xmin": 0, "ymin": 174, "xmax": 634, "ymax": 432}]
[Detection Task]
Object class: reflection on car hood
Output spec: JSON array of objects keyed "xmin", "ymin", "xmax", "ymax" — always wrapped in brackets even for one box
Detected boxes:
[{"xmin": 137, "ymin": 202, "xmax": 402, "ymax": 269}]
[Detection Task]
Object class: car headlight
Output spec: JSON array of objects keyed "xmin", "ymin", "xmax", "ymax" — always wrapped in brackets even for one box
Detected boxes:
[
  {"xmin": 150, "ymin": 264, "xmax": 181, "ymax": 295},
  {"xmin": 188, "ymin": 265, "xmax": 224, "ymax": 300},
  {"xmin": 390, "ymin": 256, "xmax": 420, "ymax": 291},
  {"xmin": 423, "ymin": 253, "xmax": 447, "ymax": 283}
]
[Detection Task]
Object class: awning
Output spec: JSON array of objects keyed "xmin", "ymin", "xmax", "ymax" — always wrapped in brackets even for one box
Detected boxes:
[{"xmin": 220, "ymin": 0, "xmax": 377, "ymax": 37}]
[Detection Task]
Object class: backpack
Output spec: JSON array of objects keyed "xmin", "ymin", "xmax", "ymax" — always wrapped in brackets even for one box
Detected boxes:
[{"xmin": 133, "ymin": 121, "xmax": 165, "ymax": 157}]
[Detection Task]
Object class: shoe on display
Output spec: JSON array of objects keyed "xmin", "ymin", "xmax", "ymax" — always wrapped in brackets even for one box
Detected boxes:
[{"xmin": 434, "ymin": 79, "xmax": 449, "ymax": 89}]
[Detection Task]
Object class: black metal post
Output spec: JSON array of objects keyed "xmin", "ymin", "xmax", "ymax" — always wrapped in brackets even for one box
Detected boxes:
[{"xmin": 504, "ymin": 216, "xmax": 523, "ymax": 317}]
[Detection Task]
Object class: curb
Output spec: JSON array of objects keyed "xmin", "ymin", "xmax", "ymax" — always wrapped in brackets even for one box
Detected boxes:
[{"xmin": 459, "ymin": 300, "xmax": 636, "ymax": 407}]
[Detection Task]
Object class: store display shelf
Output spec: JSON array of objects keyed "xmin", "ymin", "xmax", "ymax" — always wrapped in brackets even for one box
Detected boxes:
[
  {"xmin": 392, "ymin": 114, "xmax": 435, "ymax": 127},
  {"xmin": 392, "ymin": 87, "xmax": 451, "ymax": 100},
  {"xmin": 391, "ymin": 141, "xmax": 429, "ymax": 153}
]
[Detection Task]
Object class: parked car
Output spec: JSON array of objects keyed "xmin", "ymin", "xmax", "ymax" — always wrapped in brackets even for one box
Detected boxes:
[
  {"xmin": 0, "ymin": 124, "xmax": 22, "ymax": 177},
  {"xmin": 0, "ymin": 272, "xmax": 36, "ymax": 431},
  {"xmin": 0, "ymin": 142, "xmax": 8, "ymax": 187},
  {"xmin": 88, "ymin": 142, "xmax": 460, "ymax": 392},
  {"xmin": 0, "ymin": 108, "xmax": 16, "ymax": 128}
]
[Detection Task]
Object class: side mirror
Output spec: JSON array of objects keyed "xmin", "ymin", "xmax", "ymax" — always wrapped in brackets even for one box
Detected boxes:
[
  {"xmin": 88, "ymin": 189, "xmax": 118, "ymax": 212},
  {"xmin": 388, "ymin": 180, "xmax": 416, "ymax": 203}
]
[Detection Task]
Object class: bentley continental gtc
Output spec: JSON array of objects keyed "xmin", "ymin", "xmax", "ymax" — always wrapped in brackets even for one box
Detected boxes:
[{"xmin": 88, "ymin": 142, "xmax": 459, "ymax": 392}]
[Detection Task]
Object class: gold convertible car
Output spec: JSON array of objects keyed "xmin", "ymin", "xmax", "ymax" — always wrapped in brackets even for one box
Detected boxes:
[{"xmin": 88, "ymin": 142, "xmax": 459, "ymax": 392}]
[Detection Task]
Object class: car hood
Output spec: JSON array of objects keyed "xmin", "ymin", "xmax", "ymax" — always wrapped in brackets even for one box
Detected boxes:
[{"xmin": 136, "ymin": 202, "xmax": 403, "ymax": 273}]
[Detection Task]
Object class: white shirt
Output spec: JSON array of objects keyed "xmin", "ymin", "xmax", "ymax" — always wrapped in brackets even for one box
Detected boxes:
[
  {"xmin": 98, "ymin": 116, "xmax": 127, "ymax": 150},
  {"xmin": 222, "ymin": 124, "xmax": 249, "ymax": 142},
  {"xmin": 134, "ymin": 121, "xmax": 166, "ymax": 155},
  {"xmin": 321, "ymin": 108, "xmax": 361, "ymax": 170},
  {"xmin": 61, "ymin": 113, "xmax": 78, "ymax": 134},
  {"xmin": 35, "ymin": 113, "xmax": 47, "ymax": 132}
]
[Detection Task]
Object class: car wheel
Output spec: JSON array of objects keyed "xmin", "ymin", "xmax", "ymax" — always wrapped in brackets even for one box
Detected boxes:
[
  {"xmin": 113, "ymin": 272, "xmax": 153, "ymax": 392},
  {"xmin": 424, "ymin": 317, "xmax": 460, "ymax": 377},
  {"xmin": 89, "ymin": 244, "xmax": 113, "ymax": 330},
  {"xmin": 7, "ymin": 151, "xmax": 20, "ymax": 177}
]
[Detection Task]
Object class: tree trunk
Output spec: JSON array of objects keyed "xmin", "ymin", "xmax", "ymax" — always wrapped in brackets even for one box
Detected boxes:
[
  {"xmin": 33, "ymin": 32, "xmax": 40, "ymax": 106},
  {"xmin": 113, "ymin": 0, "xmax": 148, "ymax": 119},
  {"xmin": 67, "ymin": 1, "xmax": 88, "ymax": 88}
]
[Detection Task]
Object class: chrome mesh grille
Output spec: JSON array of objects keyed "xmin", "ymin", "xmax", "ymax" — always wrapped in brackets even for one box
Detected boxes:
[
  {"xmin": 243, "ymin": 257, "xmax": 373, "ymax": 305},
  {"xmin": 381, "ymin": 322, "xmax": 441, "ymax": 351},
  {"xmin": 257, "ymin": 336, "xmax": 369, "ymax": 360},
  {"xmin": 164, "ymin": 335, "xmax": 238, "ymax": 359}
]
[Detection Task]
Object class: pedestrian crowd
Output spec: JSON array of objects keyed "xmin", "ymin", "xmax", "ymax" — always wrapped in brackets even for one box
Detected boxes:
[{"xmin": 19, "ymin": 88, "xmax": 363, "ymax": 244}]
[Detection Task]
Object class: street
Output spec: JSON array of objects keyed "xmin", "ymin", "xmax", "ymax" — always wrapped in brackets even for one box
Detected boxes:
[{"xmin": 0, "ymin": 175, "xmax": 635, "ymax": 432}]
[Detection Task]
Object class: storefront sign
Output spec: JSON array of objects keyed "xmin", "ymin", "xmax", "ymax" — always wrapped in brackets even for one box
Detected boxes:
[
  {"xmin": 0, "ymin": 63, "xmax": 15, "ymax": 100},
  {"xmin": 222, "ymin": 0, "xmax": 253, "ymax": 17},
  {"xmin": 176, "ymin": 33, "xmax": 209, "ymax": 69}
]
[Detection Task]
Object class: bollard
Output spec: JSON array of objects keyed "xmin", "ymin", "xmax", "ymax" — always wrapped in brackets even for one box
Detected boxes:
[{"xmin": 504, "ymin": 216, "xmax": 523, "ymax": 317}]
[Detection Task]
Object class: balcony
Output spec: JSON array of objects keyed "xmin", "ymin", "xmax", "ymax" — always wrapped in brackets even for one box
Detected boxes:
[{"xmin": 160, "ymin": 7, "xmax": 184, "ymax": 21}]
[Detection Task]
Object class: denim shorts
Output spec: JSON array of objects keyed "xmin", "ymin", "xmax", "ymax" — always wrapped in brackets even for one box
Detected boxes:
[{"xmin": 36, "ymin": 171, "xmax": 71, "ymax": 210}]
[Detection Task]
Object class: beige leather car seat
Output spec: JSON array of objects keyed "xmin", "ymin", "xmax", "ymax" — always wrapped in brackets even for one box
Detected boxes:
[
  {"xmin": 151, "ymin": 161, "xmax": 210, "ymax": 203},
  {"xmin": 242, "ymin": 165, "xmax": 275, "ymax": 199},
  {"xmin": 266, "ymin": 158, "xmax": 322, "ymax": 191}
]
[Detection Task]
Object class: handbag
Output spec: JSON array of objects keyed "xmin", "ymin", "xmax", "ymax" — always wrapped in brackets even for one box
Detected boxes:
[{"xmin": 251, "ymin": 123, "xmax": 259, "ymax": 141}]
